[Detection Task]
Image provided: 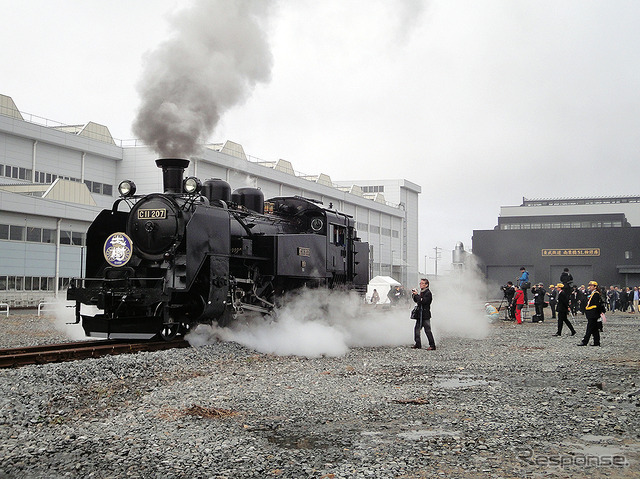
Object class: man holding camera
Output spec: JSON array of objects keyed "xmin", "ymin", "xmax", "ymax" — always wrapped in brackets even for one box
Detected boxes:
[
  {"xmin": 501, "ymin": 281, "xmax": 516, "ymax": 320},
  {"xmin": 411, "ymin": 278, "xmax": 435, "ymax": 350}
]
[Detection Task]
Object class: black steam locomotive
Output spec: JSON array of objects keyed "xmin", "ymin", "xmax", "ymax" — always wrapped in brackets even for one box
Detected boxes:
[{"xmin": 67, "ymin": 159, "xmax": 369, "ymax": 339}]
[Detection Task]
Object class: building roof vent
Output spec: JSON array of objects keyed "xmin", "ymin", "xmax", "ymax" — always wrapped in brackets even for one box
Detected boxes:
[{"xmin": 0, "ymin": 94, "xmax": 24, "ymax": 120}]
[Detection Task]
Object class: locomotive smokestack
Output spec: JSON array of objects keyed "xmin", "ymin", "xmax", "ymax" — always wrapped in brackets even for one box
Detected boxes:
[{"xmin": 156, "ymin": 158, "xmax": 190, "ymax": 194}]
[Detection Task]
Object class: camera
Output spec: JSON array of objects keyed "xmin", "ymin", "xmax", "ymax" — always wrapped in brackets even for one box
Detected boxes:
[{"xmin": 500, "ymin": 283, "xmax": 515, "ymax": 299}]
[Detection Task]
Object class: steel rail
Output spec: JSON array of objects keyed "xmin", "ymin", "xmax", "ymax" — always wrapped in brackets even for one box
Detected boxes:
[{"xmin": 0, "ymin": 339, "xmax": 191, "ymax": 369}]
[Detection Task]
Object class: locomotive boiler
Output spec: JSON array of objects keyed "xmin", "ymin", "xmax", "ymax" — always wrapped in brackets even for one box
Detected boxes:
[{"xmin": 67, "ymin": 159, "xmax": 369, "ymax": 339}]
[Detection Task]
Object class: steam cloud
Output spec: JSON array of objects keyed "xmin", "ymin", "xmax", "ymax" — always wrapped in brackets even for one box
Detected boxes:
[
  {"xmin": 186, "ymin": 265, "xmax": 491, "ymax": 358},
  {"xmin": 133, "ymin": 0, "xmax": 275, "ymax": 157},
  {"xmin": 50, "ymin": 257, "xmax": 491, "ymax": 355}
]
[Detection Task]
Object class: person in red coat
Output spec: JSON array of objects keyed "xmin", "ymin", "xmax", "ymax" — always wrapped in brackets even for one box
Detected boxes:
[{"xmin": 514, "ymin": 286, "xmax": 525, "ymax": 324}]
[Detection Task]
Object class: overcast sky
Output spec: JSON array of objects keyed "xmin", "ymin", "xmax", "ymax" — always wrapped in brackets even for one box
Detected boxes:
[{"xmin": 2, "ymin": 0, "xmax": 639, "ymax": 274}]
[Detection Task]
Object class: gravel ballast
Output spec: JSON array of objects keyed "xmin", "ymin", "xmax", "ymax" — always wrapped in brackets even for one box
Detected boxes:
[{"xmin": 0, "ymin": 309, "xmax": 638, "ymax": 478}]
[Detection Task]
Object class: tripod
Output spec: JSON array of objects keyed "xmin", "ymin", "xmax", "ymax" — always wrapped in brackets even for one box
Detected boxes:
[{"xmin": 497, "ymin": 293, "xmax": 513, "ymax": 321}]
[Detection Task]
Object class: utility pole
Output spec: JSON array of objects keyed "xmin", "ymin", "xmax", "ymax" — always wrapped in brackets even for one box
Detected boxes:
[{"xmin": 433, "ymin": 246, "xmax": 442, "ymax": 279}]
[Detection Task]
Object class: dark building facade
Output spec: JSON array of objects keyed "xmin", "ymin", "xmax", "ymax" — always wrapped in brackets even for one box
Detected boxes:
[{"xmin": 472, "ymin": 196, "xmax": 640, "ymax": 289}]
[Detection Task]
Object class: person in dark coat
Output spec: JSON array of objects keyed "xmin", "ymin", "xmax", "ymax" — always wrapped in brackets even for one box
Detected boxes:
[
  {"xmin": 607, "ymin": 286, "xmax": 618, "ymax": 313},
  {"xmin": 552, "ymin": 283, "xmax": 576, "ymax": 336},
  {"xmin": 531, "ymin": 283, "xmax": 546, "ymax": 322},
  {"xmin": 547, "ymin": 284, "xmax": 557, "ymax": 319},
  {"xmin": 411, "ymin": 278, "xmax": 435, "ymax": 350},
  {"xmin": 569, "ymin": 286, "xmax": 579, "ymax": 315},
  {"xmin": 578, "ymin": 281, "xmax": 605, "ymax": 347},
  {"xmin": 503, "ymin": 281, "xmax": 516, "ymax": 320},
  {"xmin": 560, "ymin": 268, "xmax": 573, "ymax": 289},
  {"xmin": 578, "ymin": 285, "xmax": 587, "ymax": 315}
]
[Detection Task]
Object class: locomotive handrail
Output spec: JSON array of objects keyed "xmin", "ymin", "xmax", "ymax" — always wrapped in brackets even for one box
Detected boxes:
[{"xmin": 111, "ymin": 197, "xmax": 134, "ymax": 213}]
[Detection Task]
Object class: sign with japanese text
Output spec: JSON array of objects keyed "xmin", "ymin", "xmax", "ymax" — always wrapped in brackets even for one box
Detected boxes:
[{"xmin": 541, "ymin": 248, "xmax": 600, "ymax": 257}]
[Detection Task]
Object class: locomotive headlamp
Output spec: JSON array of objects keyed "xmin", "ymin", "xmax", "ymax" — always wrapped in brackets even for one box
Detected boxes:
[
  {"xmin": 183, "ymin": 177, "xmax": 202, "ymax": 194},
  {"xmin": 118, "ymin": 180, "xmax": 136, "ymax": 197}
]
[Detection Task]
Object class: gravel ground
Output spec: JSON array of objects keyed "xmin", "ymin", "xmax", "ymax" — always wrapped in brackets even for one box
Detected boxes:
[{"xmin": 0, "ymin": 309, "xmax": 639, "ymax": 478}]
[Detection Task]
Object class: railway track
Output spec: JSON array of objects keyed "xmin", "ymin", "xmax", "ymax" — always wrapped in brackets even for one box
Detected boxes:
[{"xmin": 0, "ymin": 339, "xmax": 191, "ymax": 369}]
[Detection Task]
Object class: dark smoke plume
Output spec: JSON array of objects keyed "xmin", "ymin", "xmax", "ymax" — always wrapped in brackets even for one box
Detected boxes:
[{"xmin": 133, "ymin": 0, "xmax": 274, "ymax": 157}]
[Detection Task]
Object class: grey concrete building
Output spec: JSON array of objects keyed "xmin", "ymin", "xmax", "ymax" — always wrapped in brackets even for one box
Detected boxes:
[
  {"xmin": 472, "ymin": 196, "xmax": 640, "ymax": 289},
  {"xmin": 0, "ymin": 94, "xmax": 421, "ymax": 307}
]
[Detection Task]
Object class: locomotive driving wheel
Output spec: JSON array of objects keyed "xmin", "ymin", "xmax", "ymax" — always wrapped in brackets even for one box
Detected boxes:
[
  {"xmin": 159, "ymin": 322, "xmax": 182, "ymax": 341},
  {"xmin": 154, "ymin": 302, "xmax": 182, "ymax": 341}
]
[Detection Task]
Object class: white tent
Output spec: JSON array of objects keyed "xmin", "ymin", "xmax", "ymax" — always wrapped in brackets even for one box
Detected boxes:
[{"xmin": 367, "ymin": 275, "xmax": 401, "ymax": 304}]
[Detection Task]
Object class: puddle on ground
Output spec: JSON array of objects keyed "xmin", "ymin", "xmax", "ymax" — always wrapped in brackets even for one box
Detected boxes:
[
  {"xmin": 570, "ymin": 443, "xmax": 626, "ymax": 457},
  {"xmin": 397, "ymin": 429, "xmax": 458, "ymax": 440},
  {"xmin": 580, "ymin": 434, "xmax": 616, "ymax": 442},
  {"xmin": 433, "ymin": 374, "xmax": 492, "ymax": 389},
  {"xmin": 265, "ymin": 432, "xmax": 348, "ymax": 450}
]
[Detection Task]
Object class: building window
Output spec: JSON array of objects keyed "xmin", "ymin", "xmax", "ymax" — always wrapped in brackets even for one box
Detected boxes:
[
  {"xmin": 72, "ymin": 232, "xmax": 84, "ymax": 246},
  {"xmin": 26, "ymin": 227, "xmax": 42, "ymax": 242},
  {"xmin": 370, "ymin": 225, "xmax": 380, "ymax": 234},
  {"xmin": 42, "ymin": 229, "xmax": 55, "ymax": 243},
  {"xmin": 362, "ymin": 185, "xmax": 385, "ymax": 193},
  {"xmin": 60, "ymin": 231, "xmax": 72, "ymax": 245},
  {"xmin": 9, "ymin": 225, "xmax": 25, "ymax": 241}
]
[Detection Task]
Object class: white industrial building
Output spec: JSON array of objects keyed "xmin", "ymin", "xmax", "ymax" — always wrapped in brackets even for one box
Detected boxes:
[{"xmin": 0, "ymin": 94, "xmax": 421, "ymax": 307}]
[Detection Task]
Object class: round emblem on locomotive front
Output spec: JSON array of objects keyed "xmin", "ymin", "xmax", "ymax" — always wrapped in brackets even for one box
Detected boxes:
[{"xmin": 103, "ymin": 232, "xmax": 133, "ymax": 267}]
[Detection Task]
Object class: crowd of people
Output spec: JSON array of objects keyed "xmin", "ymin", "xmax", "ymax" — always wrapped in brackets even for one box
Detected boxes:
[
  {"xmin": 369, "ymin": 266, "xmax": 629, "ymax": 351},
  {"xmin": 493, "ymin": 267, "xmax": 618, "ymax": 346}
]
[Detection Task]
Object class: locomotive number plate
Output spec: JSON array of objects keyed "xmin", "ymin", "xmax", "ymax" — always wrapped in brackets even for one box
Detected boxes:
[
  {"xmin": 137, "ymin": 208, "xmax": 167, "ymax": 220},
  {"xmin": 297, "ymin": 247, "xmax": 311, "ymax": 257}
]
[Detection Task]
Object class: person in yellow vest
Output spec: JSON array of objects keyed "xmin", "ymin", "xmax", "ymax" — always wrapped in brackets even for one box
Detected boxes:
[
  {"xmin": 485, "ymin": 303, "xmax": 499, "ymax": 322},
  {"xmin": 578, "ymin": 281, "xmax": 605, "ymax": 347}
]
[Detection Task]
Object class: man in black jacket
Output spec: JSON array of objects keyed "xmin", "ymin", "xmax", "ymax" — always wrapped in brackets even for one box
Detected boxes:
[
  {"xmin": 503, "ymin": 281, "xmax": 516, "ymax": 320},
  {"xmin": 411, "ymin": 278, "xmax": 435, "ymax": 350},
  {"xmin": 578, "ymin": 281, "xmax": 605, "ymax": 346},
  {"xmin": 547, "ymin": 285, "xmax": 557, "ymax": 319},
  {"xmin": 552, "ymin": 283, "xmax": 576, "ymax": 336},
  {"xmin": 531, "ymin": 283, "xmax": 546, "ymax": 322},
  {"xmin": 560, "ymin": 268, "xmax": 573, "ymax": 289}
]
